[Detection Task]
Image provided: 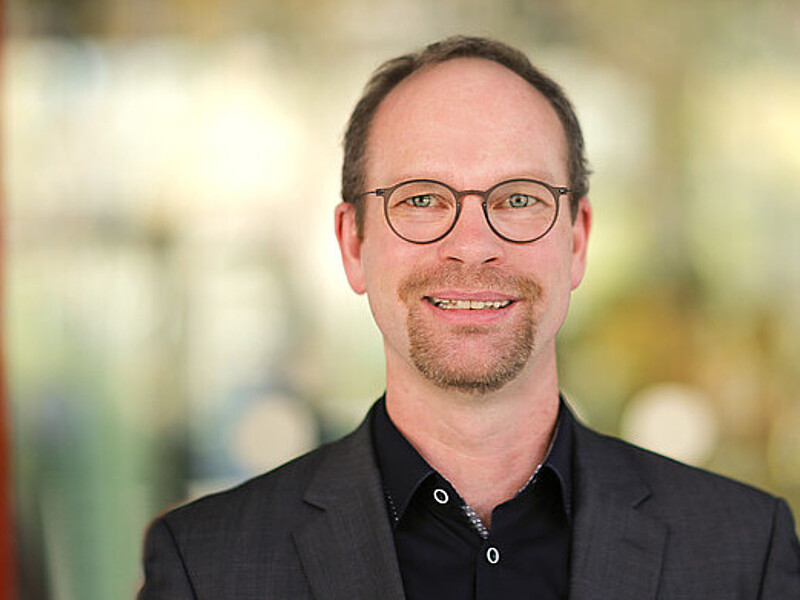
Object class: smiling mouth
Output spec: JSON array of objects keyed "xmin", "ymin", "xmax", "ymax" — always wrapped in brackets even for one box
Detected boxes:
[{"xmin": 425, "ymin": 297, "xmax": 514, "ymax": 310}]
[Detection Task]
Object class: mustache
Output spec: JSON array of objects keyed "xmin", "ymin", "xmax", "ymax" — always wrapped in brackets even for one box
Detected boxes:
[{"xmin": 398, "ymin": 265, "xmax": 542, "ymax": 303}]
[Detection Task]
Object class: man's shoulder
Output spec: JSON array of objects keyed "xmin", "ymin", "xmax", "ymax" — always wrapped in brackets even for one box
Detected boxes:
[
  {"xmin": 570, "ymin": 418, "xmax": 800, "ymax": 596},
  {"xmin": 168, "ymin": 442, "xmax": 327, "ymax": 519},
  {"xmin": 574, "ymin": 420, "xmax": 785, "ymax": 518},
  {"xmin": 138, "ymin": 413, "xmax": 390, "ymax": 596},
  {"xmin": 156, "ymin": 419, "xmax": 373, "ymax": 537}
]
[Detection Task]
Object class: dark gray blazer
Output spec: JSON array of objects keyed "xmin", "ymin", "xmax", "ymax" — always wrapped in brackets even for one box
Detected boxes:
[{"xmin": 138, "ymin": 411, "xmax": 800, "ymax": 599}]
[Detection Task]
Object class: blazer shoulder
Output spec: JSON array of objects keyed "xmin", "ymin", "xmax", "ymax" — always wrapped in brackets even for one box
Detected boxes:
[
  {"xmin": 572, "ymin": 420, "xmax": 800, "ymax": 595},
  {"xmin": 574, "ymin": 421, "xmax": 785, "ymax": 517},
  {"xmin": 139, "ymin": 416, "xmax": 386, "ymax": 598},
  {"xmin": 156, "ymin": 418, "xmax": 373, "ymax": 538}
]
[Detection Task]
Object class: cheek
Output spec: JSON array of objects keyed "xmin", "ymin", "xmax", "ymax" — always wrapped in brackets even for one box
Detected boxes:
[
  {"xmin": 360, "ymin": 211, "xmax": 428, "ymax": 296},
  {"xmin": 524, "ymin": 232, "xmax": 576, "ymax": 322},
  {"xmin": 360, "ymin": 236, "xmax": 414, "ymax": 328}
]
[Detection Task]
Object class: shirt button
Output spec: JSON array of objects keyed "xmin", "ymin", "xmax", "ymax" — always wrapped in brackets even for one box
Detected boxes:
[
  {"xmin": 486, "ymin": 546, "xmax": 500, "ymax": 564},
  {"xmin": 433, "ymin": 488, "xmax": 449, "ymax": 504}
]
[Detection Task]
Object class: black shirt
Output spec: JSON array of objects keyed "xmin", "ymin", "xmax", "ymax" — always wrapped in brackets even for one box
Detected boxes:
[{"xmin": 371, "ymin": 396, "xmax": 573, "ymax": 600}]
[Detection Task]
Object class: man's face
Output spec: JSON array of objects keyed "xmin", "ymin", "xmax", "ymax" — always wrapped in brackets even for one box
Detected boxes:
[{"xmin": 336, "ymin": 58, "xmax": 590, "ymax": 396}]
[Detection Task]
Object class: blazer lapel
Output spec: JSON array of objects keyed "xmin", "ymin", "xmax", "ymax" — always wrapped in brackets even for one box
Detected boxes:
[
  {"xmin": 292, "ymin": 419, "xmax": 405, "ymax": 600},
  {"xmin": 569, "ymin": 423, "xmax": 668, "ymax": 600},
  {"xmin": 291, "ymin": 403, "xmax": 669, "ymax": 599}
]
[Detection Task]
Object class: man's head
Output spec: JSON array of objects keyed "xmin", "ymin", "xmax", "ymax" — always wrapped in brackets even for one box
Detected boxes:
[
  {"xmin": 341, "ymin": 36, "xmax": 590, "ymax": 236},
  {"xmin": 335, "ymin": 37, "xmax": 591, "ymax": 396}
]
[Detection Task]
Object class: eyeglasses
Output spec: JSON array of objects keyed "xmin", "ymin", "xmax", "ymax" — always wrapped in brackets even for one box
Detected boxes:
[{"xmin": 359, "ymin": 178, "xmax": 569, "ymax": 244}]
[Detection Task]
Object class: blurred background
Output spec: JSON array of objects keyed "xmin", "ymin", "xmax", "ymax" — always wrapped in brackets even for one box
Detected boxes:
[{"xmin": 2, "ymin": 0, "xmax": 800, "ymax": 597}]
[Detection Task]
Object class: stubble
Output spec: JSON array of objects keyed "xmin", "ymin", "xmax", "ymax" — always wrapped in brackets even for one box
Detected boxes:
[{"xmin": 399, "ymin": 265, "xmax": 542, "ymax": 395}]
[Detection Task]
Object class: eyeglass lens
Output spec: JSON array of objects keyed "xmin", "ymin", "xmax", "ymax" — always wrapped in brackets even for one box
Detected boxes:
[{"xmin": 384, "ymin": 180, "xmax": 558, "ymax": 243}]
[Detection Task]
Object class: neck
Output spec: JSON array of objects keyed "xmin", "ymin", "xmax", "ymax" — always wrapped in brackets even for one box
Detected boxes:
[{"xmin": 384, "ymin": 353, "xmax": 560, "ymax": 525}]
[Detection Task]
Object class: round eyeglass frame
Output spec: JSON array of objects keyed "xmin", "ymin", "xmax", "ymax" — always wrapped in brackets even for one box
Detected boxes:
[{"xmin": 358, "ymin": 178, "xmax": 570, "ymax": 244}]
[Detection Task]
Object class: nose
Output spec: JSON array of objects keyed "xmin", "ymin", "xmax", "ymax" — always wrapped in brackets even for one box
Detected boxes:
[{"xmin": 437, "ymin": 195, "xmax": 504, "ymax": 265}]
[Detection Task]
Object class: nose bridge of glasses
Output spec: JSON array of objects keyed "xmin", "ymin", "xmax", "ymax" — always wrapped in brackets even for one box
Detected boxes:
[
  {"xmin": 449, "ymin": 189, "xmax": 496, "ymax": 239},
  {"xmin": 453, "ymin": 190, "xmax": 490, "ymax": 225},
  {"xmin": 454, "ymin": 189, "xmax": 489, "ymax": 205}
]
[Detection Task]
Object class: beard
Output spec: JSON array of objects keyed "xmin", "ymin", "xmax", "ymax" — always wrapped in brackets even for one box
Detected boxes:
[{"xmin": 399, "ymin": 265, "xmax": 542, "ymax": 395}]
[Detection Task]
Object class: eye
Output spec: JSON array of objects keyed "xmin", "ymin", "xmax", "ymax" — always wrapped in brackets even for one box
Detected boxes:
[
  {"xmin": 506, "ymin": 193, "xmax": 538, "ymax": 208},
  {"xmin": 388, "ymin": 183, "xmax": 454, "ymax": 212},
  {"xmin": 406, "ymin": 194, "xmax": 436, "ymax": 208}
]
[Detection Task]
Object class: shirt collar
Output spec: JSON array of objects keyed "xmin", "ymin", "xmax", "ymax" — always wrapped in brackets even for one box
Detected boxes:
[
  {"xmin": 370, "ymin": 394, "xmax": 575, "ymax": 525},
  {"xmin": 371, "ymin": 396, "xmax": 434, "ymax": 523}
]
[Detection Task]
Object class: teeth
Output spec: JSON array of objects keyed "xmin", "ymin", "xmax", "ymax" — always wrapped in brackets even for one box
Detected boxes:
[{"xmin": 430, "ymin": 298, "xmax": 512, "ymax": 310}]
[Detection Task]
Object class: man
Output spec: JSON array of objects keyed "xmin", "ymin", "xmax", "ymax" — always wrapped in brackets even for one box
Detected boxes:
[{"xmin": 139, "ymin": 36, "xmax": 800, "ymax": 599}]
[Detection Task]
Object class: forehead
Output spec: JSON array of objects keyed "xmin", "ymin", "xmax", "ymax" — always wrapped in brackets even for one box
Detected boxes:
[{"xmin": 366, "ymin": 58, "xmax": 568, "ymax": 187}]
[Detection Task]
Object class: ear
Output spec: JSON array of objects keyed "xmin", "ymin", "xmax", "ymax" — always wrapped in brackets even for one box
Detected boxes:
[
  {"xmin": 335, "ymin": 202, "xmax": 367, "ymax": 295},
  {"xmin": 570, "ymin": 197, "xmax": 592, "ymax": 290}
]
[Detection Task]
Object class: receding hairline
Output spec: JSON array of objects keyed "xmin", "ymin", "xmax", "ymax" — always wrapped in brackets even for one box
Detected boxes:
[{"xmin": 361, "ymin": 56, "xmax": 571, "ymax": 188}]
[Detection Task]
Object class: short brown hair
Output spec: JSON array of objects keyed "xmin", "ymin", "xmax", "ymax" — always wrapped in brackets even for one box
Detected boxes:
[{"xmin": 341, "ymin": 35, "xmax": 590, "ymax": 234}]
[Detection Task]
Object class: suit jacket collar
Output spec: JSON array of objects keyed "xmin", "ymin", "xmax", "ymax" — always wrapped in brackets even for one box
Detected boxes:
[
  {"xmin": 292, "ymin": 402, "xmax": 668, "ymax": 600},
  {"xmin": 569, "ymin": 419, "xmax": 668, "ymax": 600},
  {"xmin": 293, "ymin": 415, "xmax": 406, "ymax": 600}
]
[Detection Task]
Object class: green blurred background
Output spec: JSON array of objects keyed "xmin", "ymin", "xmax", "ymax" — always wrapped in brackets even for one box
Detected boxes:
[{"xmin": 3, "ymin": 0, "xmax": 800, "ymax": 597}]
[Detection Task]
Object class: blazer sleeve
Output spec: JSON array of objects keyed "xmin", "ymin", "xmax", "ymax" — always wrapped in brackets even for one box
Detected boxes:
[
  {"xmin": 138, "ymin": 517, "xmax": 197, "ymax": 600},
  {"xmin": 759, "ymin": 498, "xmax": 800, "ymax": 598}
]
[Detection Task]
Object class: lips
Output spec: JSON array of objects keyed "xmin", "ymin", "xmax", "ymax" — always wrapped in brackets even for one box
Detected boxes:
[{"xmin": 398, "ymin": 265, "xmax": 542, "ymax": 315}]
